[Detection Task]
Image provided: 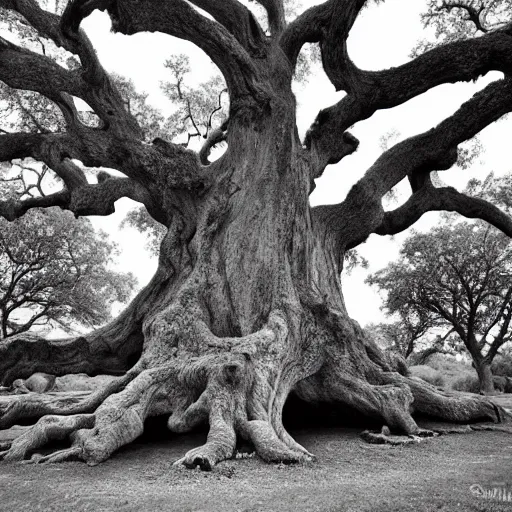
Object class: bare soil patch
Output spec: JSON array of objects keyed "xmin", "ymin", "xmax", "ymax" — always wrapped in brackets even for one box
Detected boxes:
[{"xmin": 1, "ymin": 417, "xmax": 512, "ymax": 512}]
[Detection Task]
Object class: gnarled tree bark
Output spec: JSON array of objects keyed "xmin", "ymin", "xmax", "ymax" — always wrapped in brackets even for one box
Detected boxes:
[{"xmin": 0, "ymin": 0, "xmax": 511, "ymax": 469}]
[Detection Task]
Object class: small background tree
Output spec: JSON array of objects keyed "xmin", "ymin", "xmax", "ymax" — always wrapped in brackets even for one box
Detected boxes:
[
  {"xmin": 0, "ymin": 207, "xmax": 136, "ymax": 338},
  {"xmin": 0, "ymin": 158, "xmax": 136, "ymax": 338},
  {"xmin": 368, "ymin": 218, "xmax": 512, "ymax": 393}
]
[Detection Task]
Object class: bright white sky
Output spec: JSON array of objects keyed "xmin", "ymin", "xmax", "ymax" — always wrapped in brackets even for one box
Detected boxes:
[{"xmin": 78, "ymin": 0, "xmax": 512, "ymax": 327}]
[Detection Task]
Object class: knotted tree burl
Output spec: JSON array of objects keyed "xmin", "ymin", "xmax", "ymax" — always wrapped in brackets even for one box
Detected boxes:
[{"xmin": 0, "ymin": 0, "xmax": 511, "ymax": 468}]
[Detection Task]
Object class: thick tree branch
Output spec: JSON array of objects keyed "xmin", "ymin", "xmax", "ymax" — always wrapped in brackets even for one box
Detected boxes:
[
  {"xmin": 280, "ymin": 2, "xmax": 329, "ymax": 69},
  {"xmin": 0, "ymin": 128, "xmax": 205, "ymax": 201},
  {"xmin": 0, "ymin": 133, "xmax": 53, "ymax": 162},
  {"xmin": 199, "ymin": 126, "xmax": 227, "ymax": 166},
  {"xmin": 314, "ymin": 78, "xmax": 512, "ymax": 251},
  {"xmin": 0, "ymin": 0, "xmax": 138, "ymax": 135},
  {"xmin": 0, "ymin": 174, "xmax": 152, "ymax": 221},
  {"xmin": 0, "ymin": 36, "xmax": 137, "ymax": 136},
  {"xmin": 280, "ymin": 0, "xmax": 365, "ymax": 89},
  {"xmin": 0, "ymin": 190, "xmax": 69, "ymax": 220},
  {"xmin": 0, "ymin": 131, "xmax": 112, "ymax": 172},
  {"xmin": 68, "ymin": 174, "xmax": 153, "ymax": 216},
  {"xmin": 319, "ymin": 0, "xmax": 366, "ymax": 92},
  {"xmin": 255, "ymin": 0, "xmax": 286, "ymax": 35},
  {"xmin": 0, "ymin": 0, "xmax": 104, "ymax": 85},
  {"xmin": 187, "ymin": 0, "xmax": 267, "ymax": 55},
  {"xmin": 304, "ymin": 22, "xmax": 512, "ymax": 170},
  {"xmin": 375, "ymin": 184, "xmax": 512, "ymax": 238},
  {"xmin": 63, "ymin": 0, "xmax": 267, "ymax": 105},
  {"xmin": 0, "ymin": 132, "xmax": 115, "ymax": 193},
  {"xmin": 0, "ymin": 37, "xmax": 84, "ymax": 102}
]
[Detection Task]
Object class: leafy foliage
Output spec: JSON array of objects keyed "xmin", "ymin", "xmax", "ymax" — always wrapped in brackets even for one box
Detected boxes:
[
  {"xmin": 343, "ymin": 249, "xmax": 368, "ymax": 273},
  {"xmin": 412, "ymin": 0, "xmax": 511, "ymax": 57},
  {"xmin": 111, "ymin": 74, "xmax": 167, "ymax": 142},
  {"xmin": 365, "ymin": 320, "xmax": 428, "ymax": 358},
  {"xmin": 160, "ymin": 55, "xmax": 229, "ymax": 145},
  {"xmin": 465, "ymin": 171, "xmax": 512, "ymax": 213},
  {"xmin": 368, "ymin": 216, "xmax": 512, "ymax": 367},
  {"xmin": 409, "ymin": 365, "xmax": 446, "ymax": 388},
  {"xmin": 0, "ymin": 208, "xmax": 136, "ymax": 338},
  {"xmin": 121, "ymin": 207, "xmax": 166, "ymax": 257},
  {"xmin": 492, "ymin": 352, "xmax": 512, "ymax": 377}
]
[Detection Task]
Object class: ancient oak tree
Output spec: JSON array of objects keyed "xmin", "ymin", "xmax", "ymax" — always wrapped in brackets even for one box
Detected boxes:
[{"xmin": 0, "ymin": 0, "xmax": 511, "ymax": 468}]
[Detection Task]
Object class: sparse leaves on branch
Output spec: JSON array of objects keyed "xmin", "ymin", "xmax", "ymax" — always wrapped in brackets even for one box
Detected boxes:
[
  {"xmin": 160, "ymin": 54, "xmax": 228, "ymax": 145},
  {"xmin": 412, "ymin": 0, "xmax": 512, "ymax": 56}
]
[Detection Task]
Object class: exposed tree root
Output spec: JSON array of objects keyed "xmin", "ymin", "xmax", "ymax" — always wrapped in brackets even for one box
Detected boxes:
[
  {"xmin": 0, "ymin": 269, "xmax": 170, "ymax": 385},
  {"xmin": 390, "ymin": 374, "xmax": 508, "ymax": 424},
  {"xmin": 0, "ymin": 366, "xmax": 141, "ymax": 429},
  {"xmin": 244, "ymin": 420, "xmax": 312, "ymax": 463},
  {"xmin": 360, "ymin": 420, "xmax": 512, "ymax": 446},
  {"xmin": 0, "ymin": 312, "xmax": 316, "ymax": 468},
  {"xmin": 0, "ymin": 414, "xmax": 95, "ymax": 462},
  {"xmin": 0, "ymin": 306, "xmax": 510, "ymax": 469},
  {"xmin": 360, "ymin": 430, "xmax": 425, "ymax": 445},
  {"xmin": 470, "ymin": 423, "xmax": 512, "ymax": 434}
]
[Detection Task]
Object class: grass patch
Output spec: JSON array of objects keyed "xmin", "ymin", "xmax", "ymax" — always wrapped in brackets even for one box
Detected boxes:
[
  {"xmin": 409, "ymin": 354, "xmax": 482, "ymax": 392},
  {"xmin": 408, "ymin": 365, "xmax": 445, "ymax": 388}
]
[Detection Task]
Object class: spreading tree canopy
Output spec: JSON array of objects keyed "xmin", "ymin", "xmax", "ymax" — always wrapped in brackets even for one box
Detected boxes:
[
  {"xmin": 369, "ymin": 220, "xmax": 512, "ymax": 393},
  {"xmin": 0, "ymin": 207, "xmax": 136, "ymax": 338},
  {"xmin": 0, "ymin": 0, "xmax": 511, "ymax": 468}
]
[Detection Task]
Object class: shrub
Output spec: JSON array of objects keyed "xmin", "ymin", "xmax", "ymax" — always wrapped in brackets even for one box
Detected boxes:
[
  {"xmin": 450, "ymin": 374, "xmax": 480, "ymax": 393},
  {"xmin": 492, "ymin": 354, "xmax": 512, "ymax": 378},
  {"xmin": 427, "ymin": 354, "xmax": 472, "ymax": 376},
  {"xmin": 409, "ymin": 365, "xmax": 445, "ymax": 388}
]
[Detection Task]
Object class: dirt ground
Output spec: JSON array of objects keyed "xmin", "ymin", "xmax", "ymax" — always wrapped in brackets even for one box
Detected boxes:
[{"xmin": 0, "ymin": 398, "xmax": 512, "ymax": 512}]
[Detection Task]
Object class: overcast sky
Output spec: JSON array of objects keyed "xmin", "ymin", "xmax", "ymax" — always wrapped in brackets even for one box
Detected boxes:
[{"xmin": 79, "ymin": 0, "xmax": 512, "ymax": 326}]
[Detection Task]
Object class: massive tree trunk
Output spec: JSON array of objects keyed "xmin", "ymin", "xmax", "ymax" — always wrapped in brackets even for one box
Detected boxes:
[
  {"xmin": 1, "ymin": 0, "xmax": 511, "ymax": 469},
  {"xmin": 0, "ymin": 82, "xmax": 503, "ymax": 467}
]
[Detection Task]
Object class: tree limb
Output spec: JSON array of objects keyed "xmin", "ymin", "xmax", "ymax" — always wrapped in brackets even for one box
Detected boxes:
[
  {"xmin": 0, "ymin": 0, "xmax": 105, "ymax": 85},
  {"xmin": 375, "ymin": 185, "xmax": 512, "ymax": 238},
  {"xmin": 481, "ymin": 288, "xmax": 512, "ymax": 357},
  {"xmin": 0, "ymin": 37, "xmax": 84, "ymax": 102},
  {"xmin": 0, "ymin": 0, "xmax": 141, "ymax": 135},
  {"xmin": 0, "ymin": 128, "xmax": 206, "ymax": 200},
  {"xmin": 254, "ymin": 0, "xmax": 286, "ymax": 35},
  {"xmin": 63, "ymin": 0, "xmax": 266, "ymax": 104},
  {"xmin": 199, "ymin": 126, "xmax": 227, "ymax": 165},
  {"xmin": 0, "ymin": 132, "xmax": 110, "ymax": 172},
  {"xmin": 280, "ymin": 0, "xmax": 366, "ymax": 89},
  {"xmin": 302, "ymin": 21, "xmax": 512, "ymax": 170},
  {"xmin": 0, "ymin": 174, "xmax": 152, "ymax": 221},
  {"xmin": 314, "ymin": 77, "xmax": 512, "ymax": 251},
  {"xmin": 0, "ymin": 37, "xmax": 126, "ymax": 134},
  {"xmin": 187, "ymin": 0, "xmax": 267, "ymax": 54},
  {"xmin": 438, "ymin": 1, "xmax": 488, "ymax": 33},
  {"xmin": 0, "ymin": 190, "xmax": 70, "ymax": 221},
  {"xmin": 280, "ymin": 2, "xmax": 330, "ymax": 69},
  {"xmin": 0, "ymin": 133, "xmax": 64, "ymax": 163},
  {"xmin": 318, "ymin": 0, "xmax": 366, "ymax": 92}
]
